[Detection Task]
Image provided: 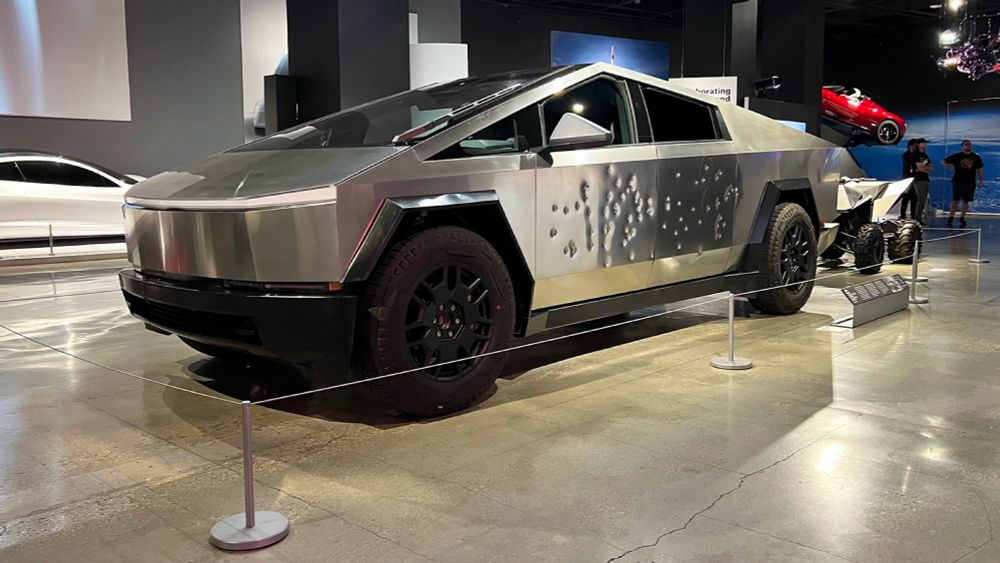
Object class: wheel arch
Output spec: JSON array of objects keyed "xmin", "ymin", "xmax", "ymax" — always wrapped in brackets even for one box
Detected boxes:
[
  {"xmin": 344, "ymin": 192, "xmax": 535, "ymax": 336},
  {"xmin": 740, "ymin": 178, "xmax": 821, "ymax": 272}
]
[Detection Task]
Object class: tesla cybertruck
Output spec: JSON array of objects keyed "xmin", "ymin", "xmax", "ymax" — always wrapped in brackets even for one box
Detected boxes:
[{"xmin": 121, "ymin": 63, "xmax": 867, "ymax": 416}]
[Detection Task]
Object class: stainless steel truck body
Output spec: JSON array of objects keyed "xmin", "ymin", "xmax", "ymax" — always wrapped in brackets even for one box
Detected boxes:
[{"xmin": 121, "ymin": 63, "xmax": 863, "ymax": 415}]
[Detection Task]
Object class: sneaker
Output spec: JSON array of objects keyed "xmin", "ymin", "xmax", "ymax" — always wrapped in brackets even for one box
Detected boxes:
[
  {"xmin": 947, "ymin": 217, "xmax": 954, "ymax": 228},
  {"xmin": 960, "ymin": 217, "xmax": 968, "ymax": 228}
]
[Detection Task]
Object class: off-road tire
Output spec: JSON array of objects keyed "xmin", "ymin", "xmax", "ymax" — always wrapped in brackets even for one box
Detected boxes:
[
  {"xmin": 355, "ymin": 226, "xmax": 516, "ymax": 417},
  {"xmin": 887, "ymin": 220, "xmax": 921, "ymax": 264},
  {"xmin": 854, "ymin": 223, "xmax": 885, "ymax": 274},
  {"xmin": 180, "ymin": 337, "xmax": 257, "ymax": 366},
  {"xmin": 749, "ymin": 202, "xmax": 817, "ymax": 315}
]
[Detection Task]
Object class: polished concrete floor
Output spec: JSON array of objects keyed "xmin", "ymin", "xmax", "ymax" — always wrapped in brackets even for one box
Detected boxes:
[{"xmin": 0, "ymin": 218, "xmax": 998, "ymax": 562}]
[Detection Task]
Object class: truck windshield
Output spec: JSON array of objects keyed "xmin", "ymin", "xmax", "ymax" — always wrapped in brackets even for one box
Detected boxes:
[{"xmin": 234, "ymin": 67, "xmax": 569, "ymax": 152}]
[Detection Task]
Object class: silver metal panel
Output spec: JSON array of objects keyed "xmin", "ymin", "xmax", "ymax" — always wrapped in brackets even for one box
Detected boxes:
[
  {"xmin": 124, "ymin": 202, "xmax": 340, "ymax": 282},
  {"xmin": 532, "ymin": 145, "xmax": 658, "ymax": 309},
  {"xmin": 650, "ymin": 149, "xmax": 740, "ymax": 286},
  {"xmin": 335, "ymin": 150, "xmax": 538, "ymax": 278},
  {"xmin": 126, "ymin": 148, "xmax": 403, "ymax": 202}
]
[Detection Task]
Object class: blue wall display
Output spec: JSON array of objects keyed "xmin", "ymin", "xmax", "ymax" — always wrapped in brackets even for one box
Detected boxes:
[
  {"xmin": 551, "ymin": 30, "xmax": 670, "ymax": 79},
  {"xmin": 849, "ymin": 101, "xmax": 1000, "ymax": 213}
]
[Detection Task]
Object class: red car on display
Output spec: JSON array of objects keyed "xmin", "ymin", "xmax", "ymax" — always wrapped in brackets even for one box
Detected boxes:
[{"xmin": 821, "ymin": 85, "xmax": 906, "ymax": 146}]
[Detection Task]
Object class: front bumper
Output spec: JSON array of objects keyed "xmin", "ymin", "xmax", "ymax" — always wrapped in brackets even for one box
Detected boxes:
[{"xmin": 119, "ymin": 269, "xmax": 357, "ymax": 369}]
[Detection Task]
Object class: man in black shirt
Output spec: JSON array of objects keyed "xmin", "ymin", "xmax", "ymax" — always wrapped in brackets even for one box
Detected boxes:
[
  {"xmin": 899, "ymin": 139, "xmax": 917, "ymax": 219},
  {"xmin": 942, "ymin": 139, "xmax": 985, "ymax": 228},
  {"xmin": 909, "ymin": 138, "xmax": 932, "ymax": 225}
]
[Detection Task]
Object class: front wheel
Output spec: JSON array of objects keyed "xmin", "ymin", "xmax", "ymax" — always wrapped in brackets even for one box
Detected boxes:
[
  {"xmin": 749, "ymin": 202, "xmax": 817, "ymax": 315},
  {"xmin": 875, "ymin": 119, "xmax": 901, "ymax": 145},
  {"xmin": 355, "ymin": 226, "xmax": 516, "ymax": 417}
]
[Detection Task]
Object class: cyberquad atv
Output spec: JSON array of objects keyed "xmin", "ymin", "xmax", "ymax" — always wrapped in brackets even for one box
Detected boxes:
[{"xmin": 820, "ymin": 177, "xmax": 922, "ymax": 273}]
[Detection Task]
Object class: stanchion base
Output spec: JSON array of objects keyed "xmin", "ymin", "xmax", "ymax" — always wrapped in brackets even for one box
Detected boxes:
[
  {"xmin": 905, "ymin": 276, "xmax": 929, "ymax": 283},
  {"xmin": 711, "ymin": 356, "xmax": 753, "ymax": 370},
  {"xmin": 210, "ymin": 511, "xmax": 289, "ymax": 551},
  {"xmin": 969, "ymin": 259, "xmax": 990, "ymax": 264},
  {"xmin": 908, "ymin": 297, "xmax": 929, "ymax": 305}
]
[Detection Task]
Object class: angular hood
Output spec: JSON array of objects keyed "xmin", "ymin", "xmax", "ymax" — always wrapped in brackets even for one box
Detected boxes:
[{"xmin": 126, "ymin": 147, "xmax": 405, "ymax": 202}]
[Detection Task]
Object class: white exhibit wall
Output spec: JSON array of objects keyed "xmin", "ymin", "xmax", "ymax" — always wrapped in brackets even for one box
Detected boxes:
[
  {"xmin": 239, "ymin": 0, "xmax": 287, "ymax": 140},
  {"xmin": 410, "ymin": 43, "xmax": 468, "ymax": 89},
  {"xmin": 0, "ymin": 0, "xmax": 131, "ymax": 121}
]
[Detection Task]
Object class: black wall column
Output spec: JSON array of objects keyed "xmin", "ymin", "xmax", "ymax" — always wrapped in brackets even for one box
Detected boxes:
[
  {"xmin": 682, "ymin": 0, "xmax": 732, "ymax": 76},
  {"xmin": 730, "ymin": 0, "xmax": 758, "ymax": 103},
  {"xmin": 287, "ymin": 0, "xmax": 409, "ymax": 122},
  {"xmin": 758, "ymin": 0, "xmax": 824, "ymax": 110}
]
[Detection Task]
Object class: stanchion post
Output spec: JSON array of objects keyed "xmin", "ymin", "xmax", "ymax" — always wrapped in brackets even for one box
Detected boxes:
[
  {"xmin": 48, "ymin": 225, "xmax": 54, "ymax": 256},
  {"xmin": 969, "ymin": 228, "xmax": 990, "ymax": 264},
  {"xmin": 711, "ymin": 293, "xmax": 753, "ymax": 370},
  {"xmin": 909, "ymin": 240, "xmax": 929, "ymax": 305},
  {"xmin": 210, "ymin": 401, "xmax": 289, "ymax": 551}
]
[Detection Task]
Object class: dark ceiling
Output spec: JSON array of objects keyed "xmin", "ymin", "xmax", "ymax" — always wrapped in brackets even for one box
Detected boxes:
[{"xmin": 473, "ymin": 0, "xmax": 1000, "ymax": 44}]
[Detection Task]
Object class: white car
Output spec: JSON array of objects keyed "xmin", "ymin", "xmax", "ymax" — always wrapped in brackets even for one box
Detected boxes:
[{"xmin": 0, "ymin": 151, "xmax": 142, "ymax": 241}]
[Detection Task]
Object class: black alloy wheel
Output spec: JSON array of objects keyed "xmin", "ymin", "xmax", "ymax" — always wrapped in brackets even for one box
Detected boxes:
[
  {"xmin": 405, "ymin": 264, "xmax": 494, "ymax": 380},
  {"xmin": 749, "ymin": 202, "xmax": 817, "ymax": 315},
  {"xmin": 780, "ymin": 223, "xmax": 813, "ymax": 294},
  {"xmin": 355, "ymin": 226, "xmax": 515, "ymax": 417}
]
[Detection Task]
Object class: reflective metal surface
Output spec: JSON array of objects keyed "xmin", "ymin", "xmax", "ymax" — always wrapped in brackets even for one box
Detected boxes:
[
  {"xmin": 124, "ymin": 203, "xmax": 340, "ymax": 282},
  {"xmin": 123, "ymin": 62, "xmax": 851, "ymax": 310}
]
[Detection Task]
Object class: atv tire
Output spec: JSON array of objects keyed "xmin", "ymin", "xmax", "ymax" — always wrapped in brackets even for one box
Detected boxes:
[
  {"xmin": 854, "ymin": 223, "xmax": 885, "ymax": 274},
  {"xmin": 355, "ymin": 226, "xmax": 516, "ymax": 417},
  {"xmin": 887, "ymin": 220, "xmax": 921, "ymax": 264},
  {"xmin": 749, "ymin": 202, "xmax": 817, "ymax": 315}
]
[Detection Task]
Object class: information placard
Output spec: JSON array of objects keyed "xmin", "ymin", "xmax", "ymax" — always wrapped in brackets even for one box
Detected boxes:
[{"xmin": 833, "ymin": 275, "xmax": 910, "ymax": 328}]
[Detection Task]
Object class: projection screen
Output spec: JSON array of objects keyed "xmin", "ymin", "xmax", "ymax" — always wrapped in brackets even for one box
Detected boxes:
[{"xmin": 0, "ymin": 0, "xmax": 131, "ymax": 121}]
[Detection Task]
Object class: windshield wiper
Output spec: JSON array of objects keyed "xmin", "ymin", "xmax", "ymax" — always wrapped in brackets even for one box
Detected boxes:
[{"xmin": 392, "ymin": 83, "xmax": 523, "ymax": 145}]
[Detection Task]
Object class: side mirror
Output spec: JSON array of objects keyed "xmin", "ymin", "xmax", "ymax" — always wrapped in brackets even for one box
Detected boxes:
[{"xmin": 545, "ymin": 113, "xmax": 613, "ymax": 152}]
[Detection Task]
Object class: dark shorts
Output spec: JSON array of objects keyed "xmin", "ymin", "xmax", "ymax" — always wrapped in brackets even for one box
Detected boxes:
[{"xmin": 952, "ymin": 182, "xmax": 976, "ymax": 202}]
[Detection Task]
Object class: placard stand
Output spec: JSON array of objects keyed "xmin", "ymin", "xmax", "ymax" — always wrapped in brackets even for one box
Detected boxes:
[{"xmin": 832, "ymin": 274, "xmax": 910, "ymax": 329}]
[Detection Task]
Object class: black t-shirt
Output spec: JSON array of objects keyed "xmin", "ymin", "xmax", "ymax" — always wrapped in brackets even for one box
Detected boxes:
[
  {"xmin": 910, "ymin": 150, "xmax": 930, "ymax": 181},
  {"xmin": 944, "ymin": 151, "xmax": 984, "ymax": 184},
  {"xmin": 901, "ymin": 150, "xmax": 914, "ymax": 179}
]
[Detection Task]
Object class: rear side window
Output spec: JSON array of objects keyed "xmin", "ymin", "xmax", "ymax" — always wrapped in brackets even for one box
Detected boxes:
[
  {"xmin": 642, "ymin": 87, "xmax": 720, "ymax": 143},
  {"xmin": 17, "ymin": 161, "xmax": 118, "ymax": 187},
  {"xmin": 0, "ymin": 162, "xmax": 23, "ymax": 181}
]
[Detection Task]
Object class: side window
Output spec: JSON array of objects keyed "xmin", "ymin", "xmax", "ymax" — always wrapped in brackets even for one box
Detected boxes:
[
  {"xmin": 16, "ymin": 161, "xmax": 118, "ymax": 187},
  {"xmin": 543, "ymin": 78, "xmax": 634, "ymax": 146},
  {"xmin": 642, "ymin": 87, "xmax": 720, "ymax": 143},
  {"xmin": 0, "ymin": 162, "xmax": 23, "ymax": 182},
  {"xmin": 433, "ymin": 105, "xmax": 543, "ymax": 159}
]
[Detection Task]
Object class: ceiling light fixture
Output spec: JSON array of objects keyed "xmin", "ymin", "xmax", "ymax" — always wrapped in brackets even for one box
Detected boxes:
[
  {"xmin": 939, "ymin": 29, "xmax": 960, "ymax": 44},
  {"xmin": 948, "ymin": 0, "xmax": 965, "ymax": 11}
]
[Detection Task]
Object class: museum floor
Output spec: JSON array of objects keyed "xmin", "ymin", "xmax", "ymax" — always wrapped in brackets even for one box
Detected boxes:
[{"xmin": 1, "ymin": 219, "xmax": 998, "ymax": 562}]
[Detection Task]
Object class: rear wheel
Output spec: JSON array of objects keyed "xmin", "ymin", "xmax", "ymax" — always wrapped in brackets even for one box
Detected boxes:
[
  {"xmin": 355, "ymin": 226, "xmax": 516, "ymax": 417},
  {"xmin": 876, "ymin": 119, "xmax": 901, "ymax": 145},
  {"xmin": 887, "ymin": 220, "xmax": 921, "ymax": 264},
  {"xmin": 749, "ymin": 202, "xmax": 817, "ymax": 315},
  {"xmin": 853, "ymin": 223, "xmax": 885, "ymax": 274}
]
